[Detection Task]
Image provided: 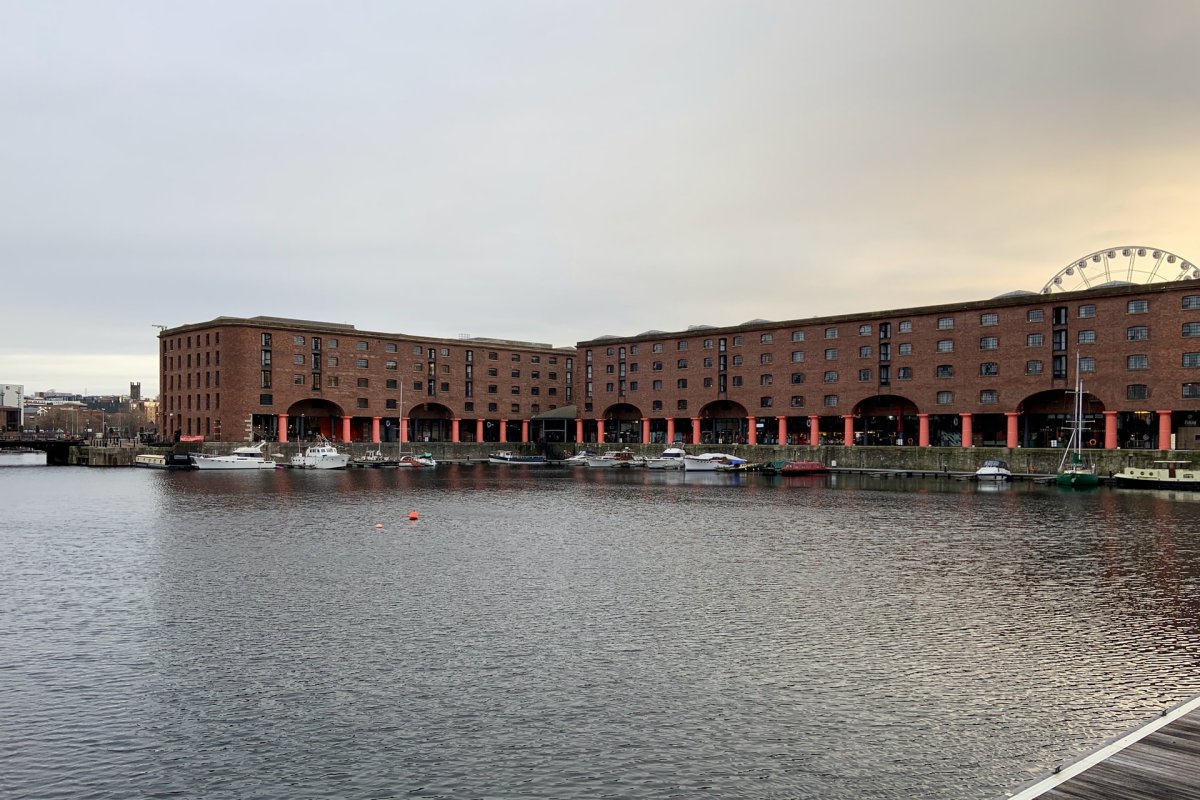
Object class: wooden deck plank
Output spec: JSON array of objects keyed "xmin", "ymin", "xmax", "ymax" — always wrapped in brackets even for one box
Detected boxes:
[{"xmin": 1007, "ymin": 696, "xmax": 1200, "ymax": 800}]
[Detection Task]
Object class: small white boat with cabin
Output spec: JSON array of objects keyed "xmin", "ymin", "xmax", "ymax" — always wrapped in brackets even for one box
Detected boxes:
[
  {"xmin": 489, "ymin": 450, "xmax": 549, "ymax": 465},
  {"xmin": 645, "ymin": 447, "xmax": 686, "ymax": 470},
  {"xmin": 397, "ymin": 452, "xmax": 437, "ymax": 467},
  {"xmin": 974, "ymin": 459, "xmax": 1013, "ymax": 482},
  {"xmin": 586, "ymin": 448, "xmax": 647, "ymax": 468},
  {"xmin": 191, "ymin": 442, "xmax": 278, "ymax": 470},
  {"xmin": 290, "ymin": 438, "xmax": 349, "ymax": 470},
  {"xmin": 1115, "ymin": 460, "xmax": 1200, "ymax": 490},
  {"xmin": 683, "ymin": 452, "xmax": 746, "ymax": 472}
]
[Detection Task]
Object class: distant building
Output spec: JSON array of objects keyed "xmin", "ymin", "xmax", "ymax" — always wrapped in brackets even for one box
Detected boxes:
[{"xmin": 1, "ymin": 384, "xmax": 24, "ymax": 431}]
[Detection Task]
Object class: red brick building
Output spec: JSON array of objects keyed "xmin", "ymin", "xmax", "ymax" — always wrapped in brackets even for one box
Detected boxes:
[
  {"xmin": 161, "ymin": 278, "xmax": 1200, "ymax": 451},
  {"xmin": 158, "ymin": 316, "xmax": 575, "ymax": 444},
  {"xmin": 576, "ymin": 279, "xmax": 1200, "ymax": 450}
]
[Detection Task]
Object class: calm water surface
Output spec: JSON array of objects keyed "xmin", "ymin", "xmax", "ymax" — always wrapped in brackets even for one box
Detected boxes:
[{"xmin": 2, "ymin": 465, "xmax": 1199, "ymax": 799}]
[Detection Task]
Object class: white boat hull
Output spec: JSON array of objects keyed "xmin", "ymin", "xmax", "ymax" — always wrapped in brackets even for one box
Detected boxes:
[
  {"xmin": 192, "ymin": 456, "xmax": 278, "ymax": 470},
  {"xmin": 0, "ymin": 450, "xmax": 47, "ymax": 467}
]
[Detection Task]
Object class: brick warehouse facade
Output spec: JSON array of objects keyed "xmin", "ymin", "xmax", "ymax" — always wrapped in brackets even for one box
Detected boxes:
[
  {"xmin": 158, "ymin": 316, "xmax": 575, "ymax": 444},
  {"xmin": 161, "ymin": 278, "xmax": 1200, "ymax": 450}
]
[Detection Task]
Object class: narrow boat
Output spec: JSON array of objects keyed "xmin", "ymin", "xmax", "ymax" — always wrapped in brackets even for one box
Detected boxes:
[
  {"xmin": 1056, "ymin": 353, "xmax": 1100, "ymax": 488},
  {"xmin": 683, "ymin": 452, "xmax": 746, "ymax": 472},
  {"xmin": 586, "ymin": 448, "xmax": 647, "ymax": 468},
  {"xmin": 191, "ymin": 442, "xmax": 278, "ymax": 470},
  {"xmin": 778, "ymin": 459, "xmax": 828, "ymax": 475},
  {"xmin": 645, "ymin": 447, "xmax": 686, "ymax": 470},
  {"xmin": 134, "ymin": 452, "xmax": 194, "ymax": 470},
  {"xmin": 974, "ymin": 459, "xmax": 1013, "ymax": 482},
  {"xmin": 290, "ymin": 438, "xmax": 349, "ymax": 470},
  {"xmin": 1114, "ymin": 461, "xmax": 1200, "ymax": 490},
  {"xmin": 488, "ymin": 450, "xmax": 549, "ymax": 465}
]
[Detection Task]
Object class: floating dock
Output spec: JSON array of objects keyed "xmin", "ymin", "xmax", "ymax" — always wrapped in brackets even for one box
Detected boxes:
[{"xmin": 1007, "ymin": 695, "xmax": 1200, "ymax": 799}]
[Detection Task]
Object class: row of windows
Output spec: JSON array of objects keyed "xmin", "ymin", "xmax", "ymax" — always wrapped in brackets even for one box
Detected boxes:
[{"xmin": 264, "ymin": 332, "xmax": 562, "ymax": 365}]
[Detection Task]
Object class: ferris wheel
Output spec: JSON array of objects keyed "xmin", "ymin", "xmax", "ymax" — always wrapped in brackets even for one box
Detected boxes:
[{"xmin": 1040, "ymin": 246, "xmax": 1199, "ymax": 294}]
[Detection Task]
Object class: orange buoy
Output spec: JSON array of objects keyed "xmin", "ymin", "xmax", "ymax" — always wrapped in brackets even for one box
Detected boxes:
[
  {"xmin": 408, "ymin": 511, "xmax": 419, "ymax": 521},
  {"xmin": 374, "ymin": 523, "xmax": 384, "ymax": 529}
]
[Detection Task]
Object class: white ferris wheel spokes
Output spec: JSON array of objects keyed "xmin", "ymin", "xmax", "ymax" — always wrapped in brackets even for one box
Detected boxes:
[{"xmin": 1040, "ymin": 246, "xmax": 1199, "ymax": 294}]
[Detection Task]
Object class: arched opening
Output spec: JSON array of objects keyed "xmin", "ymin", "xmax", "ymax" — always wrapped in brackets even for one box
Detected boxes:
[
  {"xmin": 602, "ymin": 402, "xmax": 644, "ymax": 444},
  {"xmin": 1019, "ymin": 390, "xmax": 1105, "ymax": 449},
  {"xmin": 852, "ymin": 395, "xmax": 919, "ymax": 446},
  {"xmin": 284, "ymin": 399, "xmax": 346, "ymax": 441},
  {"xmin": 408, "ymin": 402, "xmax": 454, "ymax": 443},
  {"xmin": 697, "ymin": 400, "xmax": 749, "ymax": 445}
]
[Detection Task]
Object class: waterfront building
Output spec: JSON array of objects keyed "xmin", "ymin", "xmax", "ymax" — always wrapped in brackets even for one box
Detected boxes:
[
  {"xmin": 160, "ymin": 272, "xmax": 1200, "ymax": 451},
  {"xmin": 578, "ymin": 278, "xmax": 1200, "ymax": 450},
  {"xmin": 157, "ymin": 316, "xmax": 576, "ymax": 444},
  {"xmin": 1, "ymin": 384, "xmax": 24, "ymax": 432}
]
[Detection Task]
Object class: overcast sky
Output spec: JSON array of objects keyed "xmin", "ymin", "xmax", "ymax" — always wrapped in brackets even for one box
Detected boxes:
[{"xmin": 4, "ymin": 0, "xmax": 1200, "ymax": 397}]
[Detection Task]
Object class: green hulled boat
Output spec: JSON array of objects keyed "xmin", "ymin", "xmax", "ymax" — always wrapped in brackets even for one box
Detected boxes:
[{"xmin": 1057, "ymin": 354, "xmax": 1100, "ymax": 488}]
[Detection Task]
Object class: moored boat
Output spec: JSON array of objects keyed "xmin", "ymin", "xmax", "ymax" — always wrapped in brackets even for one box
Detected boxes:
[
  {"xmin": 683, "ymin": 452, "xmax": 746, "ymax": 472},
  {"xmin": 191, "ymin": 442, "xmax": 278, "ymax": 470},
  {"xmin": 488, "ymin": 450, "xmax": 549, "ymax": 465},
  {"xmin": 974, "ymin": 459, "xmax": 1012, "ymax": 482},
  {"xmin": 1115, "ymin": 460, "xmax": 1200, "ymax": 490},
  {"xmin": 562, "ymin": 450, "xmax": 593, "ymax": 465},
  {"xmin": 778, "ymin": 459, "xmax": 828, "ymax": 475},
  {"xmin": 290, "ymin": 438, "xmax": 349, "ymax": 470},
  {"xmin": 1055, "ymin": 353, "xmax": 1101, "ymax": 488},
  {"xmin": 134, "ymin": 452, "xmax": 195, "ymax": 470},
  {"xmin": 645, "ymin": 447, "xmax": 686, "ymax": 470},
  {"xmin": 398, "ymin": 452, "xmax": 437, "ymax": 467},
  {"xmin": 586, "ymin": 448, "xmax": 647, "ymax": 468}
]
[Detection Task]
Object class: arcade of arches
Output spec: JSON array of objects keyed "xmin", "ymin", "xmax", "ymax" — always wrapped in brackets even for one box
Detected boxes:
[{"xmin": 250, "ymin": 394, "xmax": 1182, "ymax": 450}]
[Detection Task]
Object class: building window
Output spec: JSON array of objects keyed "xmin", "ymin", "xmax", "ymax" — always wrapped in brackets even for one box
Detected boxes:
[
  {"xmin": 386, "ymin": 379, "xmax": 398, "ymax": 389},
  {"xmin": 980, "ymin": 390, "xmax": 998, "ymax": 404},
  {"xmin": 1027, "ymin": 309, "xmax": 1044, "ymax": 322},
  {"xmin": 1185, "ymin": 322, "xmax": 1200, "ymax": 338},
  {"xmin": 676, "ymin": 359, "xmax": 687, "ymax": 369},
  {"xmin": 702, "ymin": 377, "xmax": 712, "ymax": 388},
  {"xmin": 980, "ymin": 362, "xmax": 998, "ymax": 376},
  {"xmin": 1185, "ymin": 352, "xmax": 1200, "ymax": 368},
  {"xmin": 1128, "ymin": 354, "xmax": 1149, "ymax": 370},
  {"xmin": 980, "ymin": 313, "xmax": 998, "ymax": 326},
  {"xmin": 293, "ymin": 354, "xmax": 305, "ymax": 365},
  {"xmin": 1127, "ymin": 299, "xmax": 1149, "ymax": 314},
  {"xmin": 677, "ymin": 341, "xmax": 688, "ymax": 351},
  {"xmin": 677, "ymin": 399, "xmax": 688, "ymax": 410},
  {"xmin": 823, "ymin": 395, "xmax": 838, "ymax": 407},
  {"xmin": 1127, "ymin": 326, "xmax": 1149, "ymax": 341},
  {"xmin": 488, "ymin": 351, "xmax": 498, "ymax": 360},
  {"xmin": 898, "ymin": 343, "xmax": 912, "ymax": 356},
  {"xmin": 937, "ymin": 317, "xmax": 954, "ymax": 330},
  {"xmin": 260, "ymin": 333, "xmax": 272, "ymax": 347},
  {"xmin": 385, "ymin": 399, "xmax": 397, "ymax": 409},
  {"xmin": 1183, "ymin": 295, "xmax": 1200, "ymax": 310},
  {"xmin": 702, "ymin": 340, "xmax": 712, "ymax": 350},
  {"xmin": 858, "ymin": 369, "xmax": 871, "ymax": 382},
  {"xmin": 898, "ymin": 321, "xmax": 912, "ymax": 333},
  {"xmin": 1079, "ymin": 357, "xmax": 1095, "ymax": 372},
  {"xmin": 293, "ymin": 374, "xmax": 304, "ymax": 385},
  {"xmin": 791, "ymin": 351, "xmax": 805, "ymax": 362},
  {"xmin": 731, "ymin": 376, "xmax": 743, "ymax": 387},
  {"xmin": 356, "ymin": 398, "xmax": 369, "ymax": 408},
  {"xmin": 732, "ymin": 355, "xmax": 743, "ymax": 366},
  {"xmin": 824, "ymin": 348, "xmax": 838, "ymax": 360},
  {"xmin": 1078, "ymin": 330, "xmax": 1096, "ymax": 344},
  {"xmin": 1184, "ymin": 383, "xmax": 1200, "ymax": 399},
  {"xmin": 936, "ymin": 391, "xmax": 953, "ymax": 405},
  {"xmin": 1127, "ymin": 384, "xmax": 1149, "ymax": 400},
  {"xmin": 760, "ymin": 396, "xmax": 773, "ymax": 408},
  {"xmin": 897, "ymin": 367, "xmax": 912, "ymax": 380},
  {"xmin": 1076, "ymin": 304, "xmax": 1095, "ymax": 319},
  {"xmin": 1027, "ymin": 333, "xmax": 1044, "ymax": 347},
  {"xmin": 936, "ymin": 340, "xmax": 953, "ymax": 353},
  {"xmin": 259, "ymin": 393, "xmax": 273, "ymax": 405},
  {"xmin": 979, "ymin": 336, "xmax": 998, "ymax": 350},
  {"xmin": 328, "ymin": 356, "xmax": 338, "ymax": 367},
  {"xmin": 677, "ymin": 379, "xmax": 687, "ymax": 389},
  {"xmin": 824, "ymin": 327, "xmax": 838, "ymax": 339},
  {"xmin": 653, "ymin": 380, "xmax": 662, "ymax": 390},
  {"xmin": 652, "ymin": 343, "xmax": 663, "ymax": 353},
  {"xmin": 384, "ymin": 343, "xmax": 397, "ymax": 353},
  {"xmin": 652, "ymin": 400, "xmax": 663, "ymax": 411},
  {"xmin": 823, "ymin": 370, "xmax": 838, "ymax": 383},
  {"xmin": 733, "ymin": 336, "xmax": 744, "ymax": 346},
  {"xmin": 385, "ymin": 360, "xmax": 397, "ymax": 370},
  {"xmin": 760, "ymin": 353, "xmax": 773, "ymax": 365},
  {"xmin": 760, "ymin": 374, "xmax": 773, "ymax": 385},
  {"xmin": 760, "ymin": 333, "xmax": 773, "ymax": 344},
  {"xmin": 356, "ymin": 377, "xmax": 369, "ymax": 388},
  {"xmin": 605, "ymin": 383, "xmax": 613, "ymax": 393},
  {"xmin": 260, "ymin": 370, "xmax": 271, "ymax": 388},
  {"xmin": 356, "ymin": 341, "xmax": 368, "ymax": 350},
  {"xmin": 790, "ymin": 395, "xmax": 805, "ymax": 407},
  {"xmin": 858, "ymin": 346, "xmax": 871, "ymax": 358},
  {"xmin": 791, "ymin": 372, "xmax": 805, "ymax": 384},
  {"xmin": 858, "ymin": 324, "xmax": 872, "ymax": 336},
  {"xmin": 1052, "ymin": 307, "xmax": 1068, "ymax": 325},
  {"xmin": 936, "ymin": 365, "xmax": 954, "ymax": 378},
  {"xmin": 791, "ymin": 330, "xmax": 805, "ymax": 342},
  {"xmin": 652, "ymin": 361, "xmax": 663, "ymax": 371},
  {"xmin": 293, "ymin": 335, "xmax": 305, "ymax": 346},
  {"xmin": 357, "ymin": 358, "xmax": 368, "ymax": 368}
]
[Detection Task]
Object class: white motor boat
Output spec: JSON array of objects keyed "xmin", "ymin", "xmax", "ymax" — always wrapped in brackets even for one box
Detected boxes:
[
  {"xmin": 974, "ymin": 459, "xmax": 1013, "ymax": 482},
  {"xmin": 683, "ymin": 452, "xmax": 746, "ymax": 472},
  {"xmin": 0, "ymin": 448, "xmax": 47, "ymax": 467},
  {"xmin": 290, "ymin": 439, "xmax": 349, "ymax": 470},
  {"xmin": 586, "ymin": 449, "xmax": 647, "ymax": 468},
  {"xmin": 191, "ymin": 442, "xmax": 278, "ymax": 470},
  {"xmin": 562, "ymin": 450, "xmax": 592, "ymax": 465},
  {"xmin": 397, "ymin": 452, "xmax": 437, "ymax": 467},
  {"xmin": 645, "ymin": 447, "xmax": 686, "ymax": 470}
]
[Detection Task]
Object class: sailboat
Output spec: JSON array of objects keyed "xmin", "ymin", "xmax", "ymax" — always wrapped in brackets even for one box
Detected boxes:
[{"xmin": 1056, "ymin": 353, "xmax": 1101, "ymax": 488}]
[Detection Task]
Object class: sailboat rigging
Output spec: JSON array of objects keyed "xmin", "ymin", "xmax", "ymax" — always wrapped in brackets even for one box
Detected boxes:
[{"xmin": 1056, "ymin": 352, "xmax": 1101, "ymax": 488}]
